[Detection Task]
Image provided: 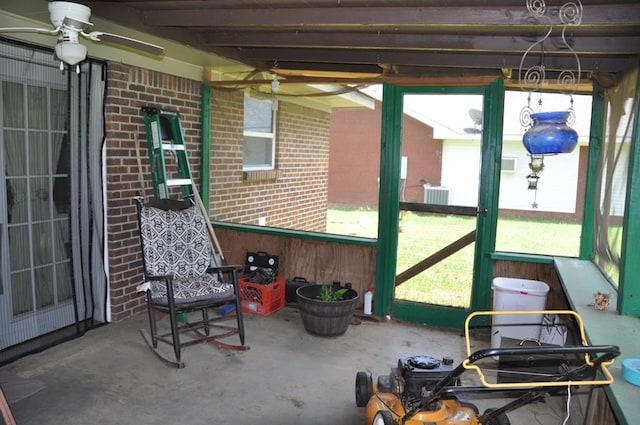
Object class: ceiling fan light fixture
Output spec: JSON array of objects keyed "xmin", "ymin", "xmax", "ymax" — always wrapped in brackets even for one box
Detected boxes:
[
  {"xmin": 55, "ymin": 41, "xmax": 87, "ymax": 65},
  {"xmin": 0, "ymin": 1, "xmax": 163, "ymax": 68}
]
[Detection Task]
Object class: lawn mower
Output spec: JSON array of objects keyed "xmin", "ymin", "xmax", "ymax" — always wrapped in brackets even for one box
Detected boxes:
[{"xmin": 355, "ymin": 310, "xmax": 620, "ymax": 425}]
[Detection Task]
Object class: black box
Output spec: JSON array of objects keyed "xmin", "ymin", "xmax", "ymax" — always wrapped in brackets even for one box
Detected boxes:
[
  {"xmin": 497, "ymin": 337, "xmax": 583, "ymax": 383},
  {"xmin": 242, "ymin": 251, "xmax": 279, "ymax": 284},
  {"xmin": 285, "ymin": 277, "xmax": 313, "ymax": 303}
]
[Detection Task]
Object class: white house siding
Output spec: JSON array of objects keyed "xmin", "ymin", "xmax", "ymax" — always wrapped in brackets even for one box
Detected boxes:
[
  {"xmin": 441, "ymin": 138, "xmax": 581, "ymax": 213},
  {"xmin": 441, "ymin": 139, "xmax": 481, "ymax": 207},
  {"xmin": 499, "ymin": 140, "xmax": 580, "ymax": 213}
]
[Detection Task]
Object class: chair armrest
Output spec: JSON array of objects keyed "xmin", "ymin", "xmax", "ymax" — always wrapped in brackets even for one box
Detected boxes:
[
  {"xmin": 207, "ymin": 265, "xmax": 243, "ymax": 273},
  {"xmin": 146, "ymin": 274, "xmax": 174, "ymax": 281}
]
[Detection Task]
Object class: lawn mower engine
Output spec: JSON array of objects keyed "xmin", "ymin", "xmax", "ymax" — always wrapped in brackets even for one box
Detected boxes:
[
  {"xmin": 356, "ymin": 354, "xmax": 512, "ymax": 425},
  {"xmin": 382, "ymin": 355, "xmax": 459, "ymax": 406}
]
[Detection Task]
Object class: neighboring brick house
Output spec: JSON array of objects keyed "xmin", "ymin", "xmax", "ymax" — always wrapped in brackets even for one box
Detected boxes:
[
  {"xmin": 105, "ymin": 63, "xmax": 333, "ymax": 321},
  {"xmin": 328, "ymin": 93, "xmax": 589, "ymax": 222},
  {"xmin": 328, "ymin": 99, "xmax": 443, "ymax": 208}
]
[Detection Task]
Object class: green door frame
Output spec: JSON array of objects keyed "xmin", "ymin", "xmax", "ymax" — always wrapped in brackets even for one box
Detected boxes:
[
  {"xmin": 374, "ymin": 79, "xmax": 505, "ymax": 329},
  {"xmin": 579, "ymin": 85, "xmax": 605, "ymax": 260},
  {"xmin": 374, "ymin": 83, "xmax": 402, "ymax": 317},
  {"xmin": 200, "ymin": 83, "xmax": 212, "ymax": 214}
]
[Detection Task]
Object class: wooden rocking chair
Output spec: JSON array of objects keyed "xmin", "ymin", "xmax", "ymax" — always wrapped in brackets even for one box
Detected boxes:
[{"xmin": 136, "ymin": 197, "xmax": 248, "ymax": 368}]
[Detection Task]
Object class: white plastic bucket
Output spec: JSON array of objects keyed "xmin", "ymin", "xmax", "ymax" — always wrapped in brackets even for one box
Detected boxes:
[{"xmin": 491, "ymin": 277, "xmax": 550, "ymax": 348}]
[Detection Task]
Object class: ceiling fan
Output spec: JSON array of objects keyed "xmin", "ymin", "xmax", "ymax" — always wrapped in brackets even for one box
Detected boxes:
[{"xmin": 0, "ymin": 1, "xmax": 163, "ymax": 71}]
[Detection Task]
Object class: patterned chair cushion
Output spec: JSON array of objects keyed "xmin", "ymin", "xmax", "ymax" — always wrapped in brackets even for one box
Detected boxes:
[
  {"xmin": 149, "ymin": 274, "xmax": 233, "ymax": 305},
  {"xmin": 140, "ymin": 204, "xmax": 233, "ymax": 304}
]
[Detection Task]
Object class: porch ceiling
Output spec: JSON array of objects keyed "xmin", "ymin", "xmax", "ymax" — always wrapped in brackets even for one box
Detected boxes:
[
  {"xmin": 0, "ymin": 1, "xmax": 638, "ymax": 89},
  {"xmin": 80, "ymin": 0, "xmax": 639, "ymax": 87}
]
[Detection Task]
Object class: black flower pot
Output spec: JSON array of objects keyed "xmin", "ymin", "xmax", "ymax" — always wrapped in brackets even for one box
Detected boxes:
[{"xmin": 296, "ymin": 284, "xmax": 359, "ymax": 337}]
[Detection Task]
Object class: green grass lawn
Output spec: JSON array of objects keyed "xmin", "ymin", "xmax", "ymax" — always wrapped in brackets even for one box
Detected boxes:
[
  {"xmin": 327, "ymin": 207, "xmax": 582, "ymax": 307},
  {"xmin": 326, "ymin": 207, "xmax": 379, "ymax": 238}
]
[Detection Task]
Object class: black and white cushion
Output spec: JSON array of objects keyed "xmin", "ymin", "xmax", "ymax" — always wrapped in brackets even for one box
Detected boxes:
[{"xmin": 140, "ymin": 204, "xmax": 233, "ymax": 304}]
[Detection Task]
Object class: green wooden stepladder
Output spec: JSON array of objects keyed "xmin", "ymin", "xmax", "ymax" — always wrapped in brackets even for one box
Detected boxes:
[
  {"xmin": 141, "ymin": 107, "xmax": 194, "ymax": 200},
  {"xmin": 140, "ymin": 106, "xmax": 225, "ymax": 266}
]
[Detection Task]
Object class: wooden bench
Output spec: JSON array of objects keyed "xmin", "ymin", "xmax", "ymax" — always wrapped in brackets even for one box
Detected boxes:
[{"xmin": 554, "ymin": 257, "xmax": 640, "ymax": 425}]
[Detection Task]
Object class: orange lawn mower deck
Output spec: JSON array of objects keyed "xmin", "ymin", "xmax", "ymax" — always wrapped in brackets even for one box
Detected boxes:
[{"xmin": 355, "ymin": 311, "xmax": 619, "ymax": 425}]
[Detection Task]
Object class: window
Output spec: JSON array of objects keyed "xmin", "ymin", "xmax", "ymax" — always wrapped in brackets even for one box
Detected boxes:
[
  {"xmin": 213, "ymin": 85, "xmax": 379, "ymax": 236},
  {"xmin": 243, "ymin": 95, "xmax": 276, "ymax": 170}
]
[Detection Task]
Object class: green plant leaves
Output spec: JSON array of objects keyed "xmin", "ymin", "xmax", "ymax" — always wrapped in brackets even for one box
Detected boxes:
[{"xmin": 319, "ymin": 285, "xmax": 348, "ymax": 301}]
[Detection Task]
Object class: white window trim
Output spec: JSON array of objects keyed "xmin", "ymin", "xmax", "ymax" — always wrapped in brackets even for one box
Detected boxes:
[
  {"xmin": 243, "ymin": 96, "xmax": 277, "ymax": 171},
  {"xmin": 243, "ymin": 130, "xmax": 276, "ymax": 171}
]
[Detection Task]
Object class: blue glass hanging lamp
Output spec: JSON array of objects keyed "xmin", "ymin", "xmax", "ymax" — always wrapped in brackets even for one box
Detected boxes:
[
  {"xmin": 523, "ymin": 110, "xmax": 578, "ymax": 156},
  {"xmin": 522, "ymin": 107, "xmax": 578, "ymax": 204},
  {"xmin": 521, "ymin": 96, "xmax": 579, "ymax": 193},
  {"xmin": 518, "ymin": 0, "xmax": 582, "ymax": 207}
]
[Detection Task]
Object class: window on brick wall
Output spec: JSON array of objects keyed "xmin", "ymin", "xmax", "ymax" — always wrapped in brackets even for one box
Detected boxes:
[{"xmin": 243, "ymin": 94, "xmax": 276, "ymax": 171}]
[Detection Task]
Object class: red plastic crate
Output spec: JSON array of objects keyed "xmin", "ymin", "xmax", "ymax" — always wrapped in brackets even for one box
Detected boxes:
[{"xmin": 239, "ymin": 276, "xmax": 285, "ymax": 316}]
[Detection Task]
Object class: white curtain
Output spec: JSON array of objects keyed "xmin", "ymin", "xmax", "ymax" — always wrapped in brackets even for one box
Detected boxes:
[{"xmin": 593, "ymin": 66, "xmax": 638, "ymax": 284}]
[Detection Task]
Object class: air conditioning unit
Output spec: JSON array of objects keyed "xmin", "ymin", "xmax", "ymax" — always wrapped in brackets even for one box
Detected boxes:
[
  {"xmin": 501, "ymin": 157, "xmax": 517, "ymax": 173},
  {"xmin": 423, "ymin": 186, "xmax": 450, "ymax": 205}
]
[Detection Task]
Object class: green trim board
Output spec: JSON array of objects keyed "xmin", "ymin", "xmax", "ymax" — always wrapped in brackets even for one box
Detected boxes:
[
  {"xmin": 212, "ymin": 220, "xmax": 377, "ymax": 247},
  {"xmin": 471, "ymin": 79, "xmax": 505, "ymax": 313},
  {"xmin": 374, "ymin": 83, "xmax": 403, "ymax": 316},
  {"xmin": 554, "ymin": 257, "xmax": 639, "ymax": 425},
  {"xmin": 392, "ymin": 300, "xmax": 470, "ymax": 330},
  {"xmin": 579, "ymin": 85, "xmax": 605, "ymax": 260},
  {"xmin": 490, "ymin": 252, "xmax": 555, "ymax": 264},
  {"xmin": 200, "ymin": 84, "xmax": 211, "ymax": 213}
]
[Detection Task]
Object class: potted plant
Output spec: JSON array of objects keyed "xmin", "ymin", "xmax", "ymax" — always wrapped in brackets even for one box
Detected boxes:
[{"xmin": 296, "ymin": 283, "xmax": 359, "ymax": 337}]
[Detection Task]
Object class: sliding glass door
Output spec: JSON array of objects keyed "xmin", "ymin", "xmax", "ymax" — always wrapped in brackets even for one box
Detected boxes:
[
  {"xmin": 0, "ymin": 57, "xmax": 76, "ymax": 349},
  {"xmin": 1, "ymin": 40, "xmax": 107, "ymax": 359}
]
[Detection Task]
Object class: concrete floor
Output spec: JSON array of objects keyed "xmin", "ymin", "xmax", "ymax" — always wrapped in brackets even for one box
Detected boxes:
[{"xmin": 1, "ymin": 306, "xmax": 568, "ymax": 425}]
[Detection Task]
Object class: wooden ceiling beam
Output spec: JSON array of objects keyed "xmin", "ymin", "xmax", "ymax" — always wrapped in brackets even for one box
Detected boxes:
[
  {"xmin": 82, "ymin": 1, "xmax": 640, "ymax": 76},
  {"xmin": 196, "ymin": 32, "xmax": 640, "ymax": 55},
  {"xmin": 142, "ymin": 4, "xmax": 640, "ymax": 28},
  {"xmin": 202, "ymin": 72, "xmax": 502, "ymax": 87},
  {"xmin": 238, "ymin": 47, "xmax": 637, "ymax": 73}
]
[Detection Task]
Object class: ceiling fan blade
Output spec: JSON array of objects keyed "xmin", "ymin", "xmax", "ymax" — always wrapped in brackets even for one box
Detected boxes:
[
  {"xmin": 0, "ymin": 27, "xmax": 60, "ymax": 35},
  {"xmin": 85, "ymin": 31, "xmax": 164, "ymax": 56}
]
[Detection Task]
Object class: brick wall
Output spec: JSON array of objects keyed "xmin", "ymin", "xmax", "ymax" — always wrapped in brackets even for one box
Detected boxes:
[
  {"xmin": 104, "ymin": 64, "xmax": 331, "ymax": 320},
  {"xmin": 207, "ymin": 88, "xmax": 330, "ymax": 232},
  {"xmin": 105, "ymin": 63, "xmax": 202, "ymax": 321},
  {"xmin": 329, "ymin": 99, "xmax": 443, "ymax": 207}
]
